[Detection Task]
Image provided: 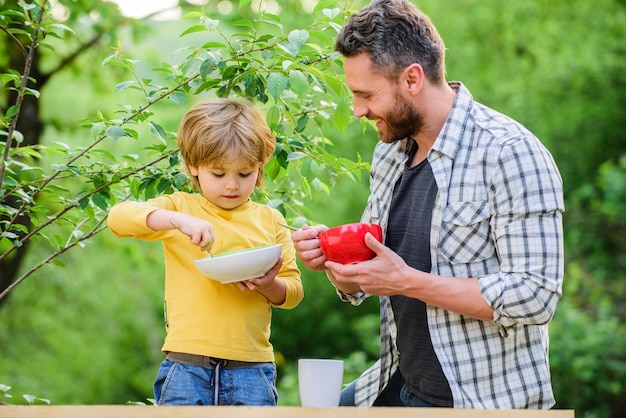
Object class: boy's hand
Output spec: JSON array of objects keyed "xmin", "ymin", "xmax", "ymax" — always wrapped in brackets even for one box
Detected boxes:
[
  {"xmin": 169, "ymin": 215, "xmax": 215, "ymax": 252},
  {"xmin": 237, "ymin": 258, "xmax": 286, "ymax": 305}
]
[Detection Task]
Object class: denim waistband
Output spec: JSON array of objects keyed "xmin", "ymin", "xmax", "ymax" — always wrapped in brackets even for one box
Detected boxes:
[{"xmin": 166, "ymin": 352, "xmax": 265, "ymax": 369}]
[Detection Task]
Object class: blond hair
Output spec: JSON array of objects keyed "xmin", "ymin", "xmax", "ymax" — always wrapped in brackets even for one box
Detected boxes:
[{"xmin": 176, "ymin": 98, "xmax": 275, "ymax": 189}]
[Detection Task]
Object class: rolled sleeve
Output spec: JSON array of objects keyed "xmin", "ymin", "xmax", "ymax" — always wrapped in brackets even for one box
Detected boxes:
[
  {"xmin": 336, "ymin": 287, "xmax": 368, "ymax": 306},
  {"xmin": 479, "ymin": 136, "xmax": 564, "ymax": 336}
]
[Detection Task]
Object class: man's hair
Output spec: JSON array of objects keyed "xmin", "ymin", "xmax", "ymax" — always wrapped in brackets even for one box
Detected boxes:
[
  {"xmin": 335, "ymin": 0, "xmax": 446, "ymax": 84},
  {"xmin": 176, "ymin": 98, "xmax": 275, "ymax": 189}
]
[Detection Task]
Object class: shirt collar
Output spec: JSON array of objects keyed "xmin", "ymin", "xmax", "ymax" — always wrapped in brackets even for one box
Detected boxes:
[{"xmin": 430, "ymin": 81, "xmax": 474, "ymax": 160}]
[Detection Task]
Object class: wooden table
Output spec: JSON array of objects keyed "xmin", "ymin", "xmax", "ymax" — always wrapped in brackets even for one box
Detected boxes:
[{"xmin": 0, "ymin": 406, "xmax": 575, "ymax": 418}]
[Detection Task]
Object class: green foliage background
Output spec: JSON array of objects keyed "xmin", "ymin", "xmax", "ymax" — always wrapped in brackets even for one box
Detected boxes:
[{"xmin": 1, "ymin": 0, "xmax": 625, "ymax": 417}]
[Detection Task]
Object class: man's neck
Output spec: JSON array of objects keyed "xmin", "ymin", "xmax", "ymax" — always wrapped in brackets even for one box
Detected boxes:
[{"xmin": 409, "ymin": 83, "xmax": 457, "ymax": 167}]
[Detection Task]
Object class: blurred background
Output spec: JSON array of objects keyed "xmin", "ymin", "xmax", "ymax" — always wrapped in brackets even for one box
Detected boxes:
[{"xmin": 0, "ymin": 1, "xmax": 624, "ymax": 417}]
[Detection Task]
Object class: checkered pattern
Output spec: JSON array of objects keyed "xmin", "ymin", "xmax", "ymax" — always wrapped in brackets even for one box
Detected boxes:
[{"xmin": 341, "ymin": 82, "xmax": 564, "ymax": 409}]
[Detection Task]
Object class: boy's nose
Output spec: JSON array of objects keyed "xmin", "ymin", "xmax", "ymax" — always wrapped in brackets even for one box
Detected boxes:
[{"xmin": 225, "ymin": 179, "xmax": 239, "ymax": 190}]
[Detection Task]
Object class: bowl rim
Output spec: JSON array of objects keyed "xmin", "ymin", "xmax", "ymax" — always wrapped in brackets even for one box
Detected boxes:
[
  {"xmin": 318, "ymin": 223, "xmax": 382, "ymax": 239},
  {"xmin": 193, "ymin": 243, "xmax": 283, "ymax": 283},
  {"xmin": 195, "ymin": 243, "xmax": 282, "ymax": 262}
]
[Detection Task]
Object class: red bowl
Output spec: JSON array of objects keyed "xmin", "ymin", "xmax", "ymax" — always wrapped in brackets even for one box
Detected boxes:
[{"xmin": 318, "ymin": 223, "xmax": 383, "ymax": 264}]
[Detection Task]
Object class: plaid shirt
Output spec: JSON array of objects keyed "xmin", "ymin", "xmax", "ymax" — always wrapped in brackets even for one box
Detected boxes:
[{"xmin": 340, "ymin": 82, "xmax": 564, "ymax": 409}]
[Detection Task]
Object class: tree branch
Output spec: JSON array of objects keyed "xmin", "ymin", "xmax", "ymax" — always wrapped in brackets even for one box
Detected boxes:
[{"xmin": 0, "ymin": 2, "xmax": 46, "ymax": 190}]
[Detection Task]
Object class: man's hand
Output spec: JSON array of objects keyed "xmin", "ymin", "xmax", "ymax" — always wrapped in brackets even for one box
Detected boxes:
[
  {"xmin": 326, "ymin": 232, "xmax": 410, "ymax": 296},
  {"xmin": 291, "ymin": 224, "xmax": 328, "ymax": 272}
]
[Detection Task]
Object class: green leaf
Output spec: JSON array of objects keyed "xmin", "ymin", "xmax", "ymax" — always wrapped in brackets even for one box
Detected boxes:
[
  {"xmin": 121, "ymin": 155, "xmax": 138, "ymax": 164},
  {"xmin": 79, "ymin": 197, "xmax": 89, "ymax": 210},
  {"xmin": 105, "ymin": 126, "xmax": 132, "ymax": 141},
  {"xmin": 50, "ymin": 259, "xmax": 65, "ymax": 268},
  {"xmin": 130, "ymin": 179, "xmax": 140, "ymax": 198},
  {"xmin": 260, "ymin": 15, "xmax": 283, "ymax": 30},
  {"xmin": 23, "ymin": 87, "xmax": 40, "ymax": 98},
  {"xmin": 157, "ymin": 179, "xmax": 172, "ymax": 194},
  {"xmin": 101, "ymin": 54, "xmax": 115, "ymax": 66},
  {"xmin": 288, "ymin": 29, "xmax": 309, "ymax": 51},
  {"xmin": 314, "ymin": 0, "xmax": 338, "ymax": 13},
  {"xmin": 201, "ymin": 41, "xmax": 227, "ymax": 49},
  {"xmin": 91, "ymin": 149, "xmax": 117, "ymax": 162},
  {"xmin": 91, "ymin": 193, "xmax": 109, "ymax": 210},
  {"xmin": 173, "ymin": 173, "xmax": 189, "ymax": 188},
  {"xmin": 1, "ymin": 230, "xmax": 20, "ymax": 240},
  {"xmin": 115, "ymin": 81, "xmax": 135, "ymax": 92},
  {"xmin": 296, "ymin": 115, "xmax": 308, "ymax": 133},
  {"xmin": 203, "ymin": 19, "xmax": 220, "ymax": 31},
  {"xmin": 324, "ymin": 73, "xmax": 345, "ymax": 96},
  {"xmin": 322, "ymin": 8, "xmax": 341, "ymax": 19},
  {"xmin": 222, "ymin": 65, "xmax": 239, "ymax": 79},
  {"xmin": 102, "ymin": 59, "xmax": 130, "ymax": 69},
  {"xmin": 288, "ymin": 70, "xmax": 309, "ymax": 96},
  {"xmin": 333, "ymin": 100, "xmax": 353, "ymax": 132},
  {"xmin": 169, "ymin": 91, "xmax": 186, "ymax": 105},
  {"xmin": 199, "ymin": 57, "xmax": 216, "ymax": 78},
  {"xmin": 49, "ymin": 23, "xmax": 75, "ymax": 35},
  {"xmin": 6, "ymin": 104, "xmax": 19, "ymax": 119},
  {"xmin": 286, "ymin": 151, "xmax": 307, "ymax": 162},
  {"xmin": 231, "ymin": 19, "xmax": 254, "ymax": 28},
  {"xmin": 266, "ymin": 73, "xmax": 287, "ymax": 102},
  {"xmin": 10, "ymin": 129, "xmax": 23, "ymax": 144},
  {"xmin": 46, "ymin": 184, "xmax": 69, "ymax": 194},
  {"xmin": 180, "ymin": 24, "xmax": 208, "ymax": 37},
  {"xmin": 266, "ymin": 158, "xmax": 281, "ymax": 180},
  {"xmin": 182, "ymin": 11, "xmax": 204, "ymax": 19},
  {"xmin": 266, "ymin": 105, "xmax": 280, "ymax": 129},
  {"xmin": 149, "ymin": 121, "xmax": 167, "ymax": 143},
  {"xmin": 275, "ymin": 150, "xmax": 288, "ymax": 169}
]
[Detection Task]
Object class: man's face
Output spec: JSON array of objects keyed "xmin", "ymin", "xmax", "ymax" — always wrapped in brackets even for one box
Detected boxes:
[{"xmin": 343, "ymin": 53, "xmax": 423, "ymax": 143}]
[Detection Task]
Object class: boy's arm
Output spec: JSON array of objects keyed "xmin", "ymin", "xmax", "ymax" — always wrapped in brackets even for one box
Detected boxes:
[
  {"xmin": 146, "ymin": 209, "xmax": 215, "ymax": 251},
  {"xmin": 107, "ymin": 201, "xmax": 161, "ymax": 238}
]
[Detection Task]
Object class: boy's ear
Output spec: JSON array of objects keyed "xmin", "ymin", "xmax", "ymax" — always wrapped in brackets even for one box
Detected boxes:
[{"xmin": 189, "ymin": 166, "xmax": 199, "ymax": 176}]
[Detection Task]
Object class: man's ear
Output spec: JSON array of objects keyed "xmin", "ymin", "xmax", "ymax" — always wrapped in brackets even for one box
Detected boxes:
[{"xmin": 403, "ymin": 63, "xmax": 424, "ymax": 94}]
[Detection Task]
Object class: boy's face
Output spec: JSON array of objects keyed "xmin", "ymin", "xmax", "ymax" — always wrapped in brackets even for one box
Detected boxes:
[{"xmin": 190, "ymin": 159, "xmax": 260, "ymax": 210}]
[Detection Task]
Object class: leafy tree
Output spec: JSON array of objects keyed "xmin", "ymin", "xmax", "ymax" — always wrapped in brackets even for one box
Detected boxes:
[
  {"xmin": 0, "ymin": 0, "xmax": 368, "ymax": 302},
  {"xmin": 0, "ymin": 0, "xmax": 149, "ymax": 301},
  {"xmin": 1, "ymin": 0, "xmax": 375, "ymax": 406}
]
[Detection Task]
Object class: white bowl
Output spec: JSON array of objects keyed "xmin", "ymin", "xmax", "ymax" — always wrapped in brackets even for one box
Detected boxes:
[{"xmin": 194, "ymin": 244, "xmax": 283, "ymax": 284}]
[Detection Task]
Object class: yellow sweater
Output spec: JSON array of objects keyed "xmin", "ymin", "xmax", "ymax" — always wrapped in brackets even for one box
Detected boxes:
[{"xmin": 107, "ymin": 192, "xmax": 303, "ymax": 362}]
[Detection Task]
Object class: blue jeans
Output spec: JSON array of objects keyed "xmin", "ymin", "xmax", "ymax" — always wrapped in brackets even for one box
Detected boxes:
[
  {"xmin": 340, "ymin": 370, "xmax": 440, "ymax": 407},
  {"xmin": 154, "ymin": 357, "xmax": 278, "ymax": 405}
]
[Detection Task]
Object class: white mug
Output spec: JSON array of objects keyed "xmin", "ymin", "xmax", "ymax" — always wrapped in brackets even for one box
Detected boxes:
[{"xmin": 298, "ymin": 358, "xmax": 344, "ymax": 407}]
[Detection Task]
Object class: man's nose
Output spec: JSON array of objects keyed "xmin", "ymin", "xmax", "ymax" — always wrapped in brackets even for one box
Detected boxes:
[{"xmin": 353, "ymin": 99, "xmax": 368, "ymax": 119}]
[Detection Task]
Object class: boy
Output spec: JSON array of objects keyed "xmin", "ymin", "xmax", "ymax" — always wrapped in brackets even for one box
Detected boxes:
[{"xmin": 108, "ymin": 98, "xmax": 303, "ymax": 405}]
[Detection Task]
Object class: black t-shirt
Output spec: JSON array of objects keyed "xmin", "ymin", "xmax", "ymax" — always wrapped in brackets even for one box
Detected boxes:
[{"xmin": 387, "ymin": 158, "xmax": 453, "ymax": 406}]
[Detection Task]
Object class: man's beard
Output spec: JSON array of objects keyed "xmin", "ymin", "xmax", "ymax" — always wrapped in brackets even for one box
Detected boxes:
[{"xmin": 378, "ymin": 92, "xmax": 424, "ymax": 144}]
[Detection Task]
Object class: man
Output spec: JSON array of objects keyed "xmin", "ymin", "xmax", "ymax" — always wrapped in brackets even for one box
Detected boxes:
[{"xmin": 291, "ymin": 0, "xmax": 564, "ymax": 409}]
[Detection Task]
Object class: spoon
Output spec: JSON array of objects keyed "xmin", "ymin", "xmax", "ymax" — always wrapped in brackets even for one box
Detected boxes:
[
  {"xmin": 277, "ymin": 222, "xmax": 299, "ymax": 231},
  {"xmin": 277, "ymin": 223, "xmax": 319, "ymax": 240},
  {"xmin": 171, "ymin": 220, "xmax": 213, "ymax": 257}
]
